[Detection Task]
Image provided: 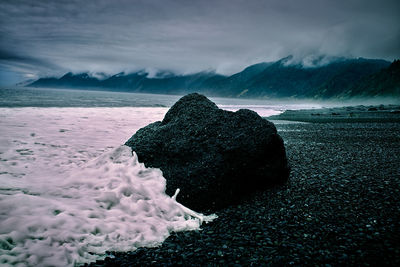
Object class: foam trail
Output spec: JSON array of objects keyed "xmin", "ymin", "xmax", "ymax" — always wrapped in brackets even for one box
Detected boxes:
[{"xmin": 0, "ymin": 145, "xmax": 216, "ymax": 266}]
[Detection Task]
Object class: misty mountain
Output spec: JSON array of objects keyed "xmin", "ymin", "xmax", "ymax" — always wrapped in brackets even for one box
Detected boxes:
[
  {"xmin": 211, "ymin": 56, "xmax": 390, "ymax": 98},
  {"xmin": 100, "ymin": 72, "xmax": 148, "ymax": 90},
  {"xmin": 345, "ymin": 60, "xmax": 400, "ymax": 97},
  {"xmin": 28, "ymin": 57, "xmax": 396, "ymax": 99},
  {"xmin": 135, "ymin": 71, "xmax": 226, "ymax": 95},
  {"xmin": 211, "ymin": 62, "xmax": 274, "ymax": 96},
  {"xmin": 30, "ymin": 70, "xmax": 227, "ymax": 95},
  {"xmin": 307, "ymin": 58, "xmax": 392, "ymax": 98},
  {"xmin": 30, "ymin": 72, "xmax": 101, "ymax": 88}
]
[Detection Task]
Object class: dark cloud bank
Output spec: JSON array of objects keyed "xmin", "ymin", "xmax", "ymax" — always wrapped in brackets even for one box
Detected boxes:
[{"xmin": 0, "ymin": 0, "xmax": 399, "ymax": 84}]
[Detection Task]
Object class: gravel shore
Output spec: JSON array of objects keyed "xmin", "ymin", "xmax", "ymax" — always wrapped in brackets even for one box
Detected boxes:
[{"xmin": 88, "ymin": 121, "xmax": 400, "ymax": 266}]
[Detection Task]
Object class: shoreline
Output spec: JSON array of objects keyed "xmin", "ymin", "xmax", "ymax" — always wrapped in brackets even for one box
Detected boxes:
[
  {"xmin": 267, "ymin": 104, "xmax": 400, "ymax": 123},
  {"xmin": 88, "ymin": 121, "xmax": 400, "ymax": 266}
]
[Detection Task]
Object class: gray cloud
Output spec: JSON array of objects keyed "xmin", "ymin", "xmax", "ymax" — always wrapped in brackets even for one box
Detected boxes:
[{"xmin": 0, "ymin": 0, "xmax": 399, "ymax": 82}]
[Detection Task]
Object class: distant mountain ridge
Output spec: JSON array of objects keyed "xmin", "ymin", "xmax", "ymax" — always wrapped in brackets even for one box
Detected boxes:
[{"xmin": 28, "ymin": 56, "xmax": 399, "ymax": 99}]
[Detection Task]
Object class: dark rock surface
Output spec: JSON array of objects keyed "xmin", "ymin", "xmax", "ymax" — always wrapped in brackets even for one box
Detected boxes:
[
  {"xmin": 125, "ymin": 93, "xmax": 289, "ymax": 212},
  {"xmin": 89, "ymin": 121, "xmax": 400, "ymax": 267}
]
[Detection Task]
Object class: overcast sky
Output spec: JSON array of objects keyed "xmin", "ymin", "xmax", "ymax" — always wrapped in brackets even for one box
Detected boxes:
[{"xmin": 0, "ymin": 0, "xmax": 399, "ymax": 85}]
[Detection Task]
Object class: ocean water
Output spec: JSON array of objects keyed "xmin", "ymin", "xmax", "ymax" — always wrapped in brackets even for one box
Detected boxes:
[
  {"xmin": 0, "ymin": 87, "xmax": 323, "ymax": 116},
  {"xmin": 0, "ymin": 87, "xmax": 320, "ymax": 266}
]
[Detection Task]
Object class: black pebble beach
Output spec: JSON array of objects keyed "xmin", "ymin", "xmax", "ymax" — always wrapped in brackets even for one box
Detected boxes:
[{"xmin": 88, "ymin": 121, "xmax": 400, "ymax": 266}]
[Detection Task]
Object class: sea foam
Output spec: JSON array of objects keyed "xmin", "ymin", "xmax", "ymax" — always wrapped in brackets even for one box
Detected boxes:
[
  {"xmin": 0, "ymin": 145, "xmax": 215, "ymax": 266},
  {"xmin": 0, "ymin": 108, "xmax": 216, "ymax": 266}
]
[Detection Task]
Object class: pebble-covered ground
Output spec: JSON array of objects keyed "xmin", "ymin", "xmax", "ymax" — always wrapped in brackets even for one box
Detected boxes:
[{"xmin": 88, "ymin": 121, "xmax": 400, "ymax": 266}]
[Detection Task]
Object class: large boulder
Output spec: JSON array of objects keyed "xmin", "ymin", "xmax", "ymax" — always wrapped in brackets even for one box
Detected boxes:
[{"xmin": 125, "ymin": 93, "xmax": 289, "ymax": 212}]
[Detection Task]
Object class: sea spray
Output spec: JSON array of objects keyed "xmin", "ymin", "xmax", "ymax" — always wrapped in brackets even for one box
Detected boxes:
[{"xmin": 0, "ymin": 146, "xmax": 216, "ymax": 266}]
